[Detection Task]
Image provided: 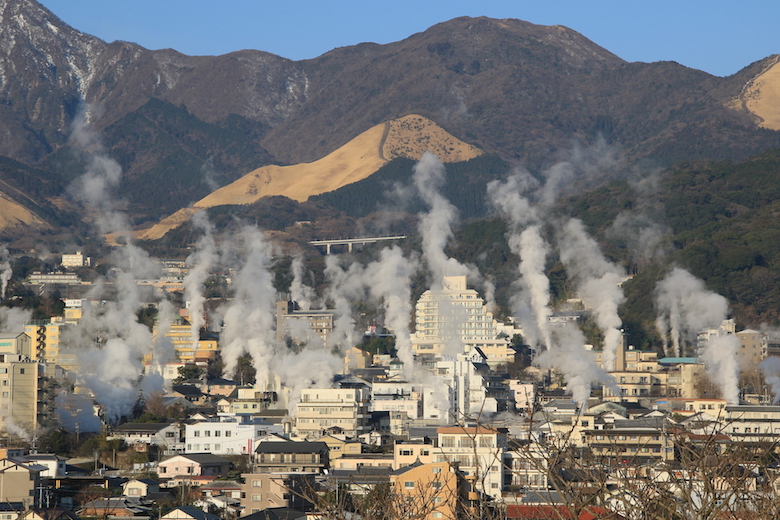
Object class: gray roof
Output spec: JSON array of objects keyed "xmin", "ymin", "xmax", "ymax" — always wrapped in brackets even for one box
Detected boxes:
[
  {"xmin": 163, "ymin": 453, "xmax": 230, "ymax": 465},
  {"xmin": 255, "ymin": 441, "xmax": 329, "ymax": 455},
  {"xmin": 164, "ymin": 506, "xmax": 220, "ymax": 520}
]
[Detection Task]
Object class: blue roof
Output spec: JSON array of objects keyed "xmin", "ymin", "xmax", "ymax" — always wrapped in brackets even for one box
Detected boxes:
[{"xmin": 659, "ymin": 357, "xmax": 699, "ymax": 364}]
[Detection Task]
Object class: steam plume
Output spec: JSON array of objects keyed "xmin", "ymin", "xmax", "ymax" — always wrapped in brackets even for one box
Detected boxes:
[
  {"xmin": 184, "ymin": 211, "xmax": 218, "ymax": 348},
  {"xmin": 413, "ymin": 152, "xmax": 469, "ymax": 285},
  {"xmin": 0, "ymin": 245, "xmax": 11, "ymax": 299},
  {"xmin": 655, "ymin": 267, "xmax": 739, "ymax": 403},
  {"xmin": 558, "ymin": 219, "xmax": 625, "ymax": 371}
]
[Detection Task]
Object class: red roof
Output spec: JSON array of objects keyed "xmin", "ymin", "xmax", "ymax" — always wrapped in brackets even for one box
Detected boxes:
[{"xmin": 506, "ymin": 505, "xmax": 620, "ymax": 520}]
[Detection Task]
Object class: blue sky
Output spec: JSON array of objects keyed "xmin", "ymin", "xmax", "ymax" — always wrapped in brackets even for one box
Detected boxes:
[{"xmin": 38, "ymin": 0, "xmax": 777, "ymax": 77}]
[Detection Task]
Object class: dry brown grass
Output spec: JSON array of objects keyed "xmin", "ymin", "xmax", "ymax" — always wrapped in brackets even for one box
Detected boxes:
[
  {"xmin": 136, "ymin": 114, "xmax": 481, "ymax": 240},
  {"xmin": 743, "ymin": 58, "xmax": 780, "ymax": 130},
  {"xmin": 0, "ymin": 193, "xmax": 46, "ymax": 230}
]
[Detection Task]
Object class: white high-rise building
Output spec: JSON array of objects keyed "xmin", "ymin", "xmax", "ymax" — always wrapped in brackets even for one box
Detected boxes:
[{"xmin": 411, "ymin": 276, "xmax": 513, "ymax": 365}]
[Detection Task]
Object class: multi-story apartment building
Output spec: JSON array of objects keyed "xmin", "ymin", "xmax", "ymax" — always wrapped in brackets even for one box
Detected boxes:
[
  {"xmin": 736, "ymin": 329, "xmax": 768, "ymax": 368},
  {"xmin": 22, "ymin": 320, "xmax": 78, "ymax": 371},
  {"xmin": 185, "ymin": 416, "xmax": 283, "ymax": 455},
  {"xmin": 372, "ymin": 380, "xmax": 423, "ymax": 420},
  {"xmin": 434, "ymin": 426, "xmax": 504, "ymax": 499},
  {"xmin": 390, "ymin": 461, "xmax": 472, "ymax": 520},
  {"xmin": 0, "ymin": 332, "xmax": 60, "ymax": 430},
  {"xmin": 295, "ymin": 387, "xmax": 370, "ymax": 439},
  {"xmin": 150, "ymin": 320, "xmax": 218, "ymax": 364},
  {"xmin": 583, "ymin": 415, "xmax": 676, "ymax": 463},
  {"xmin": 430, "ymin": 352, "xmax": 512, "ymax": 420},
  {"xmin": 411, "ymin": 276, "xmax": 513, "ymax": 365},
  {"xmin": 276, "ymin": 300, "xmax": 334, "ymax": 348},
  {"xmin": 60, "ymin": 251, "xmax": 90, "ymax": 268},
  {"xmin": 722, "ymin": 404, "xmax": 780, "ymax": 442}
]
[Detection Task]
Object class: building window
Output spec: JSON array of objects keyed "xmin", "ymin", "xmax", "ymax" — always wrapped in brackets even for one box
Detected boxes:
[
  {"xmin": 458, "ymin": 437, "xmax": 475, "ymax": 448},
  {"xmin": 479, "ymin": 437, "xmax": 493, "ymax": 448},
  {"xmin": 400, "ymin": 450, "xmax": 412, "ymax": 456},
  {"xmin": 441, "ymin": 437, "xmax": 455, "ymax": 447},
  {"xmin": 252, "ymin": 480, "xmax": 262, "ymax": 487},
  {"xmin": 226, "ymin": 431, "xmax": 232, "ymax": 437},
  {"xmin": 404, "ymin": 481, "xmax": 415, "ymax": 489},
  {"xmin": 252, "ymin": 494, "xmax": 261, "ymax": 501},
  {"xmin": 194, "ymin": 431, "xmax": 200, "ymax": 437}
]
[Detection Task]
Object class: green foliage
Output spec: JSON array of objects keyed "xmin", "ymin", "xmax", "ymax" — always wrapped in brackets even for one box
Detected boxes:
[
  {"xmin": 312, "ymin": 154, "xmax": 511, "ymax": 220},
  {"xmin": 37, "ymin": 428, "xmax": 75, "ymax": 455},
  {"xmin": 174, "ymin": 365, "xmax": 204, "ymax": 384},
  {"xmin": 357, "ymin": 335, "xmax": 396, "ymax": 356}
]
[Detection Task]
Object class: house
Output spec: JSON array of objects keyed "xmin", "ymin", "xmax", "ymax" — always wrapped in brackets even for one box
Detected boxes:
[
  {"xmin": 254, "ymin": 442, "xmax": 329, "ymax": 474},
  {"xmin": 160, "ymin": 506, "xmax": 220, "ymax": 520},
  {"xmin": 17, "ymin": 508, "xmax": 81, "ymax": 520},
  {"xmin": 241, "ymin": 473, "xmax": 317, "ymax": 514},
  {"xmin": 122, "ymin": 478, "xmax": 161, "ymax": 498},
  {"xmin": 157, "ymin": 453, "xmax": 231, "ymax": 479},
  {"xmin": 206, "ymin": 378, "xmax": 240, "ymax": 397},
  {"xmin": 0, "ymin": 458, "xmax": 46, "ymax": 508},
  {"xmin": 19, "ymin": 454, "xmax": 66, "ymax": 478},
  {"xmin": 315, "ymin": 434, "xmax": 361, "ymax": 459},
  {"xmin": 77, "ymin": 497, "xmax": 151, "ymax": 518},
  {"xmin": 108, "ymin": 422, "xmax": 184, "ymax": 451},
  {"xmin": 239, "ymin": 508, "xmax": 308, "ymax": 520},
  {"xmin": 199, "ymin": 480, "xmax": 242, "ymax": 499}
]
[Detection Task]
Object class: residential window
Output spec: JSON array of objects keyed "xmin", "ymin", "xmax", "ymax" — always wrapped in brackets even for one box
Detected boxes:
[
  {"xmin": 400, "ymin": 450, "xmax": 412, "ymax": 456},
  {"xmin": 226, "ymin": 431, "xmax": 232, "ymax": 437},
  {"xmin": 252, "ymin": 494, "xmax": 261, "ymax": 501},
  {"xmin": 404, "ymin": 481, "xmax": 415, "ymax": 489},
  {"xmin": 479, "ymin": 437, "xmax": 493, "ymax": 448},
  {"xmin": 194, "ymin": 431, "xmax": 200, "ymax": 437},
  {"xmin": 252, "ymin": 480, "xmax": 262, "ymax": 487},
  {"xmin": 441, "ymin": 437, "xmax": 455, "ymax": 447},
  {"xmin": 205, "ymin": 431, "xmax": 211, "ymax": 437},
  {"xmin": 215, "ymin": 431, "xmax": 221, "ymax": 437}
]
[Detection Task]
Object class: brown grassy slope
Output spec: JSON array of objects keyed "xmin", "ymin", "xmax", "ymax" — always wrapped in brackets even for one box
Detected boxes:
[
  {"xmin": 137, "ymin": 114, "xmax": 480, "ymax": 240},
  {"xmin": 742, "ymin": 57, "xmax": 780, "ymax": 130},
  {"xmin": 0, "ymin": 193, "xmax": 47, "ymax": 229}
]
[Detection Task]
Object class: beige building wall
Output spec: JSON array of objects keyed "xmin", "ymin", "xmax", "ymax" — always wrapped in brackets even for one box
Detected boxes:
[
  {"xmin": 0, "ymin": 459, "xmax": 41, "ymax": 506},
  {"xmin": 240, "ymin": 473, "xmax": 315, "ymax": 514},
  {"xmin": 295, "ymin": 388, "xmax": 370, "ymax": 439},
  {"xmin": 391, "ymin": 462, "xmax": 462, "ymax": 520},
  {"xmin": 736, "ymin": 329, "xmax": 767, "ymax": 368}
]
